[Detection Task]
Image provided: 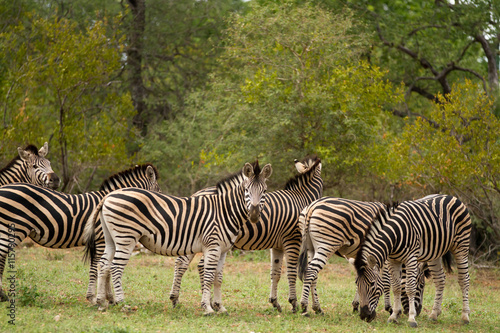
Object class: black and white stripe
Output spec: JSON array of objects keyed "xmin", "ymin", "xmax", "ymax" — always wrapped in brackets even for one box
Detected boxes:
[
  {"xmin": 83, "ymin": 161, "xmax": 272, "ymax": 315},
  {"xmin": 0, "ymin": 164, "xmax": 159, "ymax": 302},
  {"xmin": 169, "ymin": 156, "xmax": 323, "ymax": 312},
  {"xmin": 354, "ymin": 194, "xmax": 471, "ymax": 327},
  {"xmin": 297, "ymin": 197, "xmax": 393, "ymax": 316},
  {"xmin": 0, "ymin": 142, "xmax": 59, "ymax": 189}
]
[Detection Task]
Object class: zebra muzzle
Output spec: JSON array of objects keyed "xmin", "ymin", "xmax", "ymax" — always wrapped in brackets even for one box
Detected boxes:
[
  {"xmin": 248, "ymin": 205, "xmax": 260, "ymax": 223},
  {"xmin": 360, "ymin": 305, "xmax": 376, "ymax": 322},
  {"xmin": 48, "ymin": 173, "xmax": 61, "ymax": 189}
]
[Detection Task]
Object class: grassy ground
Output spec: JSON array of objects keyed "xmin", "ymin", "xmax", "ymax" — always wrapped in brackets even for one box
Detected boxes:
[{"xmin": 1, "ymin": 244, "xmax": 499, "ymax": 333}]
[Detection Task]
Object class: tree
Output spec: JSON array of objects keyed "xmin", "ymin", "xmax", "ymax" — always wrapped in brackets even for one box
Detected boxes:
[
  {"xmin": 140, "ymin": 0, "xmax": 402, "ymax": 197},
  {"xmin": 123, "ymin": 0, "xmax": 248, "ymax": 137},
  {"xmin": 379, "ymin": 80, "xmax": 500, "ymax": 256},
  {"xmin": 0, "ymin": 13, "xmax": 136, "ymax": 192},
  {"xmin": 331, "ymin": 0, "xmax": 499, "ymax": 113}
]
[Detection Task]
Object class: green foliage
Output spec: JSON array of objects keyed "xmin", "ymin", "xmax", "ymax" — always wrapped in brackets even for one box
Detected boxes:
[
  {"xmin": 387, "ymin": 80, "xmax": 499, "ymax": 187},
  {"xmin": 142, "ymin": 1, "xmax": 403, "ymax": 194},
  {"xmin": 17, "ymin": 284, "xmax": 41, "ymax": 307},
  {"xmin": 2, "ymin": 246, "xmax": 500, "ymax": 332},
  {"xmin": 383, "ymin": 80, "xmax": 500, "ymax": 249},
  {"xmin": 0, "ymin": 11, "xmax": 136, "ymax": 191}
]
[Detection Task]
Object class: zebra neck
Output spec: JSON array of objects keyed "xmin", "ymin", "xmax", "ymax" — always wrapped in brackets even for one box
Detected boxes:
[
  {"xmin": 218, "ymin": 184, "xmax": 248, "ymax": 231},
  {"xmin": 284, "ymin": 169, "xmax": 323, "ymax": 195},
  {"xmin": 361, "ymin": 213, "xmax": 395, "ymax": 268},
  {"xmin": 0, "ymin": 159, "xmax": 28, "ymax": 186}
]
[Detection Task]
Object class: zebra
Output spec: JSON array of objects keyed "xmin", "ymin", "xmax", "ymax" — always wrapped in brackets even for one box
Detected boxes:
[
  {"xmin": 83, "ymin": 161, "xmax": 272, "ymax": 315},
  {"xmin": 1, "ymin": 142, "xmax": 59, "ymax": 189},
  {"xmin": 353, "ymin": 194, "xmax": 471, "ymax": 327},
  {"xmin": 297, "ymin": 197, "xmax": 394, "ymax": 316},
  {"xmin": 0, "ymin": 164, "xmax": 160, "ymax": 302},
  {"xmin": 169, "ymin": 156, "xmax": 322, "ymax": 312}
]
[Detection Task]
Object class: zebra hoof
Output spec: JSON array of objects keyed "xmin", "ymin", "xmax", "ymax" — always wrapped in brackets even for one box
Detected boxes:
[
  {"xmin": 86, "ymin": 296, "xmax": 97, "ymax": 305},
  {"xmin": 408, "ymin": 321, "xmax": 418, "ymax": 328},
  {"xmin": 203, "ymin": 310, "xmax": 215, "ymax": 316},
  {"xmin": 0, "ymin": 290, "xmax": 9, "ymax": 302},
  {"xmin": 313, "ymin": 307, "xmax": 323, "ymax": 315},
  {"xmin": 269, "ymin": 297, "xmax": 282, "ymax": 312},
  {"xmin": 97, "ymin": 302, "xmax": 108, "ymax": 312},
  {"xmin": 301, "ymin": 312, "xmax": 310, "ymax": 317},
  {"xmin": 169, "ymin": 294, "xmax": 179, "ymax": 308}
]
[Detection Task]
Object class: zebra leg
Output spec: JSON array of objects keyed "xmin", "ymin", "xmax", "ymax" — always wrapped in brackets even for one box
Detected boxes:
[
  {"xmin": 310, "ymin": 273, "xmax": 323, "ymax": 315},
  {"xmin": 212, "ymin": 252, "xmax": 227, "ymax": 314},
  {"xmin": 198, "ymin": 255, "xmax": 205, "ymax": 292},
  {"xmin": 200, "ymin": 247, "xmax": 220, "ymax": 315},
  {"xmin": 387, "ymin": 262, "xmax": 403, "ymax": 324},
  {"xmin": 86, "ymin": 239, "xmax": 105, "ymax": 304},
  {"xmin": 300, "ymin": 249, "xmax": 332, "ymax": 316},
  {"xmin": 352, "ymin": 288, "xmax": 360, "ymax": 313},
  {"xmin": 427, "ymin": 258, "xmax": 446, "ymax": 321},
  {"xmin": 401, "ymin": 259, "xmax": 419, "ymax": 328},
  {"xmin": 284, "ymin": 241, "xmax": 300, "ymax": 313},
  {"xmin": 382, "ymin": 262, "xmax": 393, "ymax": 314},
  {"xmin": 269, "ymin": 248, "xmax": 284, "ymax": 312},
  {"xmin": 0, "ymin": 225, "xmax": 23, "ymax": 302},
  {"xmin": 96, "ymin": 254, "xmax": 113, "ymax": 310},
  {"xmin": 452, "ymin": 250, "xmax": 470, "ymax": 324},
  {"xmin": 169, "ymin": 254, "xmax": 195, "ymax": 308},
  {"xmin": 109, "ymin": 241, "xmax": 137, "ymax": 305}
]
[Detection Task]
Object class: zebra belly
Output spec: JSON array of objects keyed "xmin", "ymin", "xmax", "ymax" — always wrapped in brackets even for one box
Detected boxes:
[{"xmin": 139, "ymin": 235, "xmax": 204, "ymax": 256}]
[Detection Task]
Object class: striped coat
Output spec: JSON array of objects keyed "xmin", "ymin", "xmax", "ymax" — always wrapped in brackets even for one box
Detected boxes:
[
  {"xmin": 170, "ymin": 156, "xmax": 322, "ymax": 312},
  {"xmin": 354, "ymin": 194, "xmax": 471, "ymax": 327},
  {"xmin": 84, "ymin": 161, "xmax": 272, "ymax": 315},
  {"xmin": 0, "ymin": 164, "xmax": 159, "ymax": 302}
]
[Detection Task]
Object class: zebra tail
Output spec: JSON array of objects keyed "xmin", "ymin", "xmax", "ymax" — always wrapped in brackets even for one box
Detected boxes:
[
  {"xmin": 298, "ymin": 208, "xmax": 313, "ymax": 282},
  {"xmin": 442, "ymin": 251, "xmax": 454, "ymax": 274},
  {"xmin": 82, "ymin": 198, "xmax": 105, "ymax": 264}
]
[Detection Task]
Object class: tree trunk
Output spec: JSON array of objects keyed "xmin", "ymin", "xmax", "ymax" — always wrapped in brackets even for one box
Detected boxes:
[{"xmin": 127, "ymin": 0, "xmax": 148, "ymax": 136}]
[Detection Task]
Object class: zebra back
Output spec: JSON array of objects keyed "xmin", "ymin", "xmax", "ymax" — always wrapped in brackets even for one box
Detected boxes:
[
  {"xmin": 83, "ymin": 164, "xmax": 160, "ymax": 262},
  {"xmin": 0, "ymin": 143, "xmax": 59, "ymax": 189}
]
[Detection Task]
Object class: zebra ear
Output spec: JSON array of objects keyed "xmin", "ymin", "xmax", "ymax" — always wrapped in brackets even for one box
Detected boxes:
[
  {"xmin": 367, "ymin": 255, "xmax": 378, "ymax": 269},
  {"xmin": 243, "ymin": 163, "xmax": 254, "ymax": 178},
  {"xmin": 295, "ymin": 159, "xmax": 307, "ymax": 173},
  {"xmin": 261, "ymin": 164, "xmax": 272, "ymax": 179},
  {"xmin": 18, "ymin": 147, "xmax": 32, "ymax": 161},
  {"xmin": 38, "ymin": 142, "xmax": 49, "ymax": 157},
  {"xmin": 146, "ymin": 166, "xmax": 156, "ymax": 183}
]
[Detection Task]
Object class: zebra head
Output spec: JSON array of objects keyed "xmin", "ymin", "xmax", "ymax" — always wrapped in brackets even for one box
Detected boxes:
[
  {"xmin": 242, "ymin": 161, "xmax": 272, "ymax": 223},
  {"xmin": 17, "ymin": 142, "xmax": 60, "ymax": 189},
  {"xmin": 354, "ymin": 254, "xmax": 383, "ymax": 323}
]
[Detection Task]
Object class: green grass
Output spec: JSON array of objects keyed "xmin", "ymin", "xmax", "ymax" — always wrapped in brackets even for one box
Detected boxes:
[{"xmin": 1, "ymin": 245, "xmax": 499, "ymax": 332}]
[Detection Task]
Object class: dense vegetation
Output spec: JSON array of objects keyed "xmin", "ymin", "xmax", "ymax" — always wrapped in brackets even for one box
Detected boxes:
[{"xmin": 1, "ymin": 0, "xmax": 499, "ymax": 261}]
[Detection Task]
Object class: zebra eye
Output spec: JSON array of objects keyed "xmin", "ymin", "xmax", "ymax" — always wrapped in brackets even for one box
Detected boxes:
[{"xmin": 33, "ymin": 165, "xmax": 39, "ymax": 169}]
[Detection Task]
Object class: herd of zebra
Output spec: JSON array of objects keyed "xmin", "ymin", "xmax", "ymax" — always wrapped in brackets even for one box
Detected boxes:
[{"xmin": 0, "ymin": 143, "xmax": 471, "ymax": 327}]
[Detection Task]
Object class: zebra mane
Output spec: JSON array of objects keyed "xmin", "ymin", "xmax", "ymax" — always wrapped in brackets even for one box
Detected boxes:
[
  {"xmin": 353, "ymin": 205, "xmax": 393, "ymax": 273},
  {"xmin": 215, "ymin": 160, "xmax": 260, "ymax": 192},
  {"xmin": 284, "ymin": 155, "xmax": 320, "ymax": 191},
  {"xmin": 1, "ymin": 144, "xmax": 40, "ymax": 173},
  {"xmin": 99, "ymin": 163, "xmax": 159, "ymax": 191}
]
